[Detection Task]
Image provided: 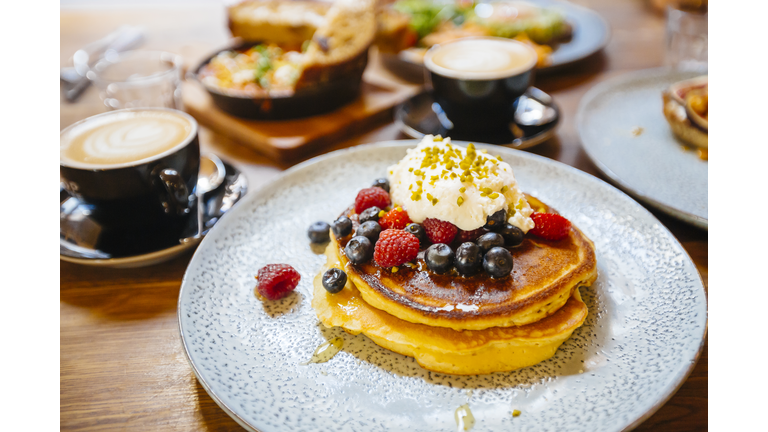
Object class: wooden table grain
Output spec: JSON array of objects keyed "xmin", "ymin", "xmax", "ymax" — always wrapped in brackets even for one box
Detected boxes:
[{"xmin": 60, "ymin": 1, "xmax": 707, "ymax": 430}]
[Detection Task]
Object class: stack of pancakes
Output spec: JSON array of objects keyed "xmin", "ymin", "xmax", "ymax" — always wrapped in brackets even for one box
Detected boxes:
[{"xmin": 312, "ymin": 195, "xmax": 597, "ymax": 375}]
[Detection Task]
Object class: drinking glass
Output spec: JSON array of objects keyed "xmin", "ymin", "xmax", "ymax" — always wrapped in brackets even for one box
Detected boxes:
[
  {"xmin": 88, "ymin": 50, "xmax": 183, "ymax": 110},
  {"xmin": 665, "ymin": 5, "xmax": 708, "ymax": 70}
]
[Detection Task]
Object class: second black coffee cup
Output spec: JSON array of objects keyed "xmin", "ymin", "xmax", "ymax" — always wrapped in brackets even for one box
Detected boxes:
[{"xmin": 423, "ymin": 37, "xmax": 538, "ymax": 133}]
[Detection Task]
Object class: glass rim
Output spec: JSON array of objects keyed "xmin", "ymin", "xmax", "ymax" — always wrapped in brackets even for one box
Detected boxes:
[{"xmin": 87, "ymin": 50, "xmax": 183, "ymax": 88}]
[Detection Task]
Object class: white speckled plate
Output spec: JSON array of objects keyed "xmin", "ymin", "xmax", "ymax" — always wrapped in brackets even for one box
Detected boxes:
[
  {"xmin": 178, "ymin": 141, "xmax": 707, "ymax": 432},
  {"xmin": 576, "ymin": 68, "xmax": 708, "ymax": 229}
]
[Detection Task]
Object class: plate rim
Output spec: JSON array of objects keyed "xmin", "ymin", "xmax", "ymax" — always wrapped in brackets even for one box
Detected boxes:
[
  {"xmin": 537, "ymin": 0, "xmax": 611, "ymax": 72},
  {"xmin": 178, "ymin": 140, "xmax": 707, "ymax": 432},
  {"xmin": 575, "ymin": 66, "xmax": 708, "ymax": 230}
]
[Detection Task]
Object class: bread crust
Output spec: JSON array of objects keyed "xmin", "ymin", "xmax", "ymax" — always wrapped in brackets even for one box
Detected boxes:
[{"xmin": 663, "ymin": 91, "xmax": 708, "ymax": 149}]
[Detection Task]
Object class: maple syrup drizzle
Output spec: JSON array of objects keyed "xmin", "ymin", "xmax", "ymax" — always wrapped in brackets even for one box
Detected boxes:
[{"xmin": 302, "ymin": 337, "xmax": 343, "ymax": 365}]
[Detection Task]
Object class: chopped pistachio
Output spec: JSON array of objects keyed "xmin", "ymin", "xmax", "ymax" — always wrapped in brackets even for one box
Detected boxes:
[
  {"xmin": 457, "ymin": 196, "xmax": 464, "ymax": 206},
  {"xmin": 391, "ymin": 267, "xmax": 398, "ymax": 273},
  {"xmin": 459, "ymin": 187, "xmax": 466, "ymax": 193}
]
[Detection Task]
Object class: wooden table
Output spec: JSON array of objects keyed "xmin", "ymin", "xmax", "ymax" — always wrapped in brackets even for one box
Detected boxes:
[{"xmin": 60, "ymin": 1, "xmax": 707, "ymax": 430}]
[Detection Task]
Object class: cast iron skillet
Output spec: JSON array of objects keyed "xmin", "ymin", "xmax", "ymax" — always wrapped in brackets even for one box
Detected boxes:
[{"xmin": 188, "ymin": 39, "xmax": 367, "ymax": 120}]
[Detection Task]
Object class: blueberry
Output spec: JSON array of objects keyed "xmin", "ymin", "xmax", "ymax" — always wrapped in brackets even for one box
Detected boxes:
[
  {"xmin": 425, "ymin": 243, "xmax": 454, "ymax": 274},
  {"xmin": 344, "ymin": 235, "xmax": 373, "ymax": 264},
  {"xmin": 359, "ymin": 206, "xmax": 382, "ymax": 224},
  {"xmin": 499, "ymin": 223, "xmax": 524, "ymax": 247},
  {"xmin": 355, "ymin": 221, "xmax": 382, "ymax": 243},
  {"xmin": 308, "ymin": 221, "xmax": 330, "ymax": 243},
  {"xmin": 476, "ymin": 232, "xmax": 505, "ymax": 253},
  {"xmin": 322, "ymin": 268, "xmax": 347, "ymax": 294},
  {"xmin": 454, "ymin": 242, "xmax": 482, "ymax": 276},
  {"xmin": 331, "ymin": 216, "xmax": 353, "ymax": 239},
  {"xmin": 483, "ymin": 247, "xmax": 513, "ymax": 278},
  {"xmin": 404, "ymin": 223, "xmax": 427, "ymax": 245},
  {"xmin": 372, "ymin": 178, "xmax": 390, "ymax": 193},
  {"xmin": 484, "ymin": 209, "xmax": 507, "ymax": 231}
]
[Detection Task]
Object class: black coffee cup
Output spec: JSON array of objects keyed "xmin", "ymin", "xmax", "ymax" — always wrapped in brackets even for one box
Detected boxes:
[
  {"xmin": 423, "ymin": 37, "xmax": 538, "ymax": 134},
  {"xmin": 60, "ymin": 108, "xmax": 200, "ymax": 257}
]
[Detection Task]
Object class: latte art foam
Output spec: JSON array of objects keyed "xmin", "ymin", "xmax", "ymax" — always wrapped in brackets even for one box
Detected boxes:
[
  {"xmin": 424, "ymin": 37, "xmax": 538, "ymax": 80},
  {"xmin": 61, "ymin": 110, "xmax": 193, "ymax": 168}
]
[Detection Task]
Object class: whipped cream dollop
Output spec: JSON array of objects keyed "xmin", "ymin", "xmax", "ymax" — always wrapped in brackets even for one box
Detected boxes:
[{"xmin": 387, "ymin": 136, "xmax": 535, "ymax": 233}]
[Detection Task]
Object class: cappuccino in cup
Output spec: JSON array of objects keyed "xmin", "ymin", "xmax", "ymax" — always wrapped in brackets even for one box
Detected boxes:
[
  {"xmin": 60, "ymin": 109, "xmax": 194, "ymax": 169},
  {"xmin": 423, "ymin": 37, "xmax": 538, "ymax": 133},
  {"xmin": 60, "ymin": 108, "xmax": 200, "ymax": 257},
  {"xmin": 425, "ymin": 38, "xmax": 538, "ymax": 80}
]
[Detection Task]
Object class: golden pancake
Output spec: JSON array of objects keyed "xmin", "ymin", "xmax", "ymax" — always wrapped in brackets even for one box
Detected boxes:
[
  {"xmin": 313, "ymin": 243, "xmax": 588, "ymax": 375},
  {"xmin": 334, "ymin": 195, "xmax": 597, "ymax": 331}
]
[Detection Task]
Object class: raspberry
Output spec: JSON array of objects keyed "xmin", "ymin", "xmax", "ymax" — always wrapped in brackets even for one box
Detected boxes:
[
  {"xmin": 529, "ymin": 212, "xmax": 571, "ymax": 240},
  {"xmin": 457, "ymin": 227, "xmax": 487, "ymax": 243},
  {"xmin": 374, "ymin": 229, "xmax": 420, "ymax": 268},
  {"xmin": 354, "ymin": 187, "xmax": 390, "ymax": 214},
  {"xmin": 422, "ymin": 218, "xmax": 458, "ymax": 244},
  {"xmin": 379, "ymin": 207, "xmax": 412, "ymax": 230},
  {"xmin": 255, "ymin": 264, "xmax": 301, "ymax": 300}
]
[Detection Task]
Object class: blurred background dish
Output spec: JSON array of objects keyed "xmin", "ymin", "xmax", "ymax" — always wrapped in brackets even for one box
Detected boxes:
[
  {"xmin": 378, "ymin": 0, "xmax": 610, "ymax": 79},
  {"xmin": 189, "ymin": 39, "xmax": 367, "ymax": 119},
  {"xmin": 577, "ymin": 67, "xmax": 708, "ymax": 229},
  {"xmin": 662, "ymin": 74, "xmax": 707, "ymax": 149},
  {"xmin": 191, "ymin": 0, "xmax": 375, "ymax": 119}
]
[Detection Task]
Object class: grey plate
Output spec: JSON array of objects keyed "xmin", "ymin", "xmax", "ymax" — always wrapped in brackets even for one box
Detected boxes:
[
  {"xmin": 178, "ymin": 141, "xmax": 707, "ymax": 432},
  {"xmin": 383, "ymin": 0, "xmax": 610, "ymax": 78},
  {"xmin": 577, "ymin": 68, "xmax": 708, "ymax": 229}
]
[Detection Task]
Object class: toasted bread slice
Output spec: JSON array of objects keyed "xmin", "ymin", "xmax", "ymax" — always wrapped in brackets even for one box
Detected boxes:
[
  {"xmin": 296, "ymin": 0, "xmax": 376, "ymax": 88},
  {"xmin": 374, "ymin": 7, "xmax": 418, "ymax": 53},
  {"xmin": 228, "ymin": 0, "xmax": 330, "ymax": 45}
]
